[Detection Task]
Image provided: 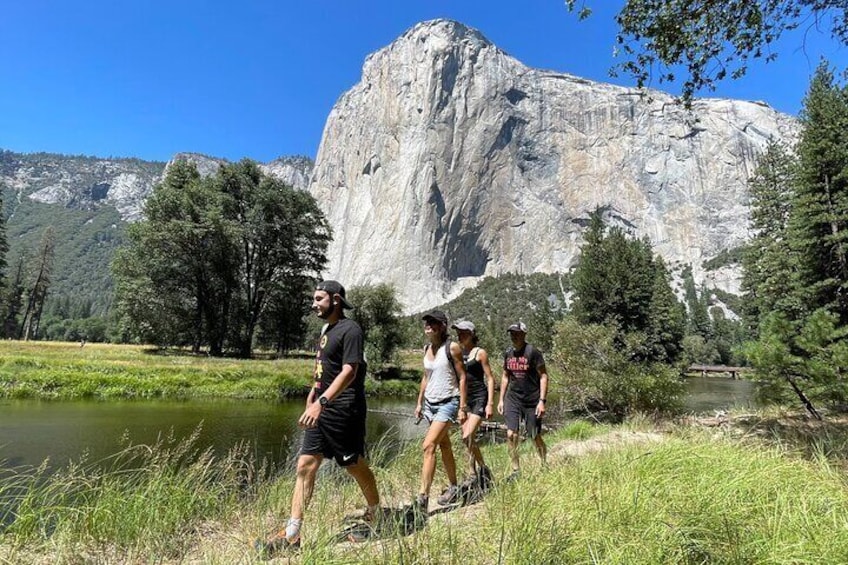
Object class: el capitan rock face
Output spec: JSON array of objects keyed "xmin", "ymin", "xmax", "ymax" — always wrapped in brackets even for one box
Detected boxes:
[{"xmin": 309, "ymin": 19, "xmax": 797, "ymax": 313}]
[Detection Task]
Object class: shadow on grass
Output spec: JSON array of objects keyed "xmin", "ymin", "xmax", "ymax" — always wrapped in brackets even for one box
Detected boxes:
[
  {"xmin": 336, "ymin": 489, "xmax": 492, "ymax": 543},
  {"xmin": 735, "ymin": 411, "xmax": 848, "ymax": 465}
]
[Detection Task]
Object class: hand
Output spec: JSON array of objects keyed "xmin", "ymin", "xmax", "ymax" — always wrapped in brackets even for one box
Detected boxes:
[
  {"xmin": 497, "ymin": 400, "xmax": 504, "ymax": 415},
  {"xmin": 298, "ymin": 401, "xmax": 323, "ymax": 428},
  {"xmin": 414, "ymin": 404, "xmax": 422, "ymax": 419},
  {"xmin": 485, "ymin": 403, "xmax": 493, "ymax": 420},
  {"xmin": 536, "ymin": 400, "xmax": 546, "ymax": 418},
  {"xmin": 458, "ymin": 408, "xmax": 467, "ymax": 424}
]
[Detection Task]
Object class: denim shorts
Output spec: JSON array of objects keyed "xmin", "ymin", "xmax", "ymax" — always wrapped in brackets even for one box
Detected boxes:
[{"xmin": 423, "ymin": 396, "xmax": 460, "ymax": 423}]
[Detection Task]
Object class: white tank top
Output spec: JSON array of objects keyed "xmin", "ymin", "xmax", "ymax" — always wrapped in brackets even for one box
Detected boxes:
[{"xmin": 423, "ymin": 342, "xmax": 460, "ymax": 402}]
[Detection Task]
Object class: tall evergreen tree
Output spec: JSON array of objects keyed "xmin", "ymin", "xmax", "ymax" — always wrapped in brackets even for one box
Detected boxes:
[
  {"xmin": 791, "ymin": 63, "xmax": 848, "ymax": 323},
  {"xmin": 741, "ymin": 140, "xmax": 804, "ymax": 334},
  {"xmin": 2, "ymin": 251, "xmax": 26, "ymax": 338},
  {"xmin": 681, "ymin": 265, "xmax": 711, "ymax": 338},
  {"xmin": 571, "ymin": 209, "xmax": 684, "ymax": 362},
  {"xmin": 20, "ymin": 227, "xmax": 55, "ymax": 340},
  {"xmin": 743, "ymin": 65, "xmax": 848, "ymax": 411}
]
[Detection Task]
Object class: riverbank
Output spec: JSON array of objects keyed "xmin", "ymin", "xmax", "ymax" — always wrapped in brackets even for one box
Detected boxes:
[
  {"xmin": 0, "ymin": 341, "xmax": 420, "ymax": 400},
  {"xmin": 3, "ymin": 410, "xmax": 848, "ymax": 563}
]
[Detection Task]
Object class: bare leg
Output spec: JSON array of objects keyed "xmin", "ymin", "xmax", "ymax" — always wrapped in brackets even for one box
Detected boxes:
[
  {"xmin": 438, "ymin": 427, "xmax": 458, "ymax": 485},
  {"xmin": 462, "ymin": 414, "xmax": 485, "ymax": 476},
  {"xmin": 344, "ymin": 457, "xmax": 380, "ymax": 507},
  {"xmin": 506, "ymin": 429, "xmax": 520, "ymax": 473},
  {"xmin": 290, "ymin": 454, "xmax": 322, "ymax": 520},
  {"xmin": 419, "ymin": 420, "xmax": 453, "ymax": 496},
  {"xmin": 533, "ymin": 433, "xmax": 547, "ymax": 465}
]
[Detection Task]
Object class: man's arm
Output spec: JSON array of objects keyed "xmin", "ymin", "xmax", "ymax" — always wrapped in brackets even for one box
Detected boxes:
[
  {"xmin": 537, "ymin": 363, "xmax": 548, "ymax": 418},
  {"xmin": 299, "ymin": 363, "xmax": 357, "ymax": 428},
  {"xmin": 498, "ymin": 366, "xmax": 510, "ymax": 415}
]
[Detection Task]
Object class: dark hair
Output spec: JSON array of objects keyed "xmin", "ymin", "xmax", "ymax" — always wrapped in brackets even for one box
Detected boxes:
[
  {"xmin": 434, "ymin": 323, "xmax": 448, "ymax": 342},
  {"xmin": 457, "ymin": 330, "xmax": 478, "ymax": 346}
]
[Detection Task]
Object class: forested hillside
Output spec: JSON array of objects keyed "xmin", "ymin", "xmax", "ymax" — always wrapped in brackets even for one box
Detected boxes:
[
  {"xmin": 403, "ymin": 272, "xmax": 570, "ymax": 354},
  {"xmin": 2, "ymin": 189, "xmax": 126, "ymax": 318}
]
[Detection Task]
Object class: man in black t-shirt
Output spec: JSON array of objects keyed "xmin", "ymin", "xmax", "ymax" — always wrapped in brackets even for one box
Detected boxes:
[
  {"xmin": 256, "ymin": 280, "xmax": 380, "ymax": 556},
  {"xmin": 497, "ymin": 322, "xmax": 548, "ymax": 482}
]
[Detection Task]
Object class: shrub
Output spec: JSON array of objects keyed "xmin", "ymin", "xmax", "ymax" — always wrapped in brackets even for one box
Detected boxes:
[{"xmin": 549, "ymin": 317, "xmax": 684, "ymax": 418}]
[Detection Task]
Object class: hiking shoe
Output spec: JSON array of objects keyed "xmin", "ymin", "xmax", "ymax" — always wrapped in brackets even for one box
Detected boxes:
[
  {"xmin": 254, "ymin": 534, "xmax": 300, "ymax": 559},
  {"xmin": 346, "ymin": 522, "xmax": 376, "ymax": 543},
  {"xmin": 459, "ymin": 474, "xmax": 478, "ymax": 489},
  {"xmin": 437, "ymin": 484, "xmax": 461, "ymax": 505},
  {"xmin": 410, "ymin": 494, "xmax": 429, "ymax": 527}
]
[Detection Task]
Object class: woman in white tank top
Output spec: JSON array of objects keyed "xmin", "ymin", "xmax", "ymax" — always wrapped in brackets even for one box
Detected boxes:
[{"xmin": 412, "ymin": 309, "xmax": 467, "ymax": 514}]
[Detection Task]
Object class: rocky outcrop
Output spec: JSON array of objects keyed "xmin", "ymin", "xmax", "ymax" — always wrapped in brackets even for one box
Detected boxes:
[
  {"xmin": 0, "ymin": 151, "xmax": 314, "ymax": 223},
  {"xmin": 163, "ymin": 152, "xmax": 313, "ymax": 190},
  {"xmin": 309, "ymin": 20, "xmax": 798, "ymax": 313},
  {"xmin": 0, "ymin": 151, "xmax": 166, "ymax": 222}
]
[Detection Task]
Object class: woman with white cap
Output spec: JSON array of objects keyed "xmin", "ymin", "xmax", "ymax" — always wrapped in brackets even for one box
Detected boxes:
[{"xmin": 452, "ymin": 319, "xmax": 495, "ymax": 496}]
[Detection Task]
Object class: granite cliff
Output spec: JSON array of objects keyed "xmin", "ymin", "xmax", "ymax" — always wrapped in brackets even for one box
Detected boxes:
[{"xmin": 308, "ymin": 20, "xmax": 798, "ymax": 312}]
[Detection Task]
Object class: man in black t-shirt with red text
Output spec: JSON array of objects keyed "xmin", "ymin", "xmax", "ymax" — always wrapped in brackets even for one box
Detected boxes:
[
  {"xmin": 256, "ymin": 280, "xmax": 380, "ymax": 556},
  {"xmin": 497, "ymin": 322, "xmax": 548, "ymax": 482}
]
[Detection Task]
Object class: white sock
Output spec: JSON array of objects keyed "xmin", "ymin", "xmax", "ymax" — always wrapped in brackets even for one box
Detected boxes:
[{"xmin": 285, "ymin": 518, "xmax": 302, "ymax": 539}]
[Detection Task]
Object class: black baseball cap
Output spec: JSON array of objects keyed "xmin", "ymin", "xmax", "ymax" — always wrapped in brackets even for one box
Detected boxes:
[
  {"xmin": 507, "ymin": 321, "xmax": 528, "ymax": 333},
  {"xmin": 421, "ymin": 309, "xmax": 448, "ymax": 325},
  {"xmin": 315, "ymin": 280, "xmax": 353, "ymax": 309}
]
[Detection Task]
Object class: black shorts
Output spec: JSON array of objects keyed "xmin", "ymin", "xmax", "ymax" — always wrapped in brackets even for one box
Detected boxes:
[
  {"xmin": 503, "ymin": 397, "xmax": 542, "ymax": 439},
  {"xmin": 466, "ymin": 388, "xmax": 488, "ymax": 418},
  {"xmin": 300, "ymin": 402, "xmax": 366, "ymax": 467}
]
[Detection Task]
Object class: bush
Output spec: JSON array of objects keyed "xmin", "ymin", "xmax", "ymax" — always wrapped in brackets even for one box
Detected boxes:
[
  {"xmin": 681, "ymin": 334, "xmax": 721, "ymax": 365},
  {"xmin": 549, "ymin": 317, "xmax": 684, "ymax": 418}
]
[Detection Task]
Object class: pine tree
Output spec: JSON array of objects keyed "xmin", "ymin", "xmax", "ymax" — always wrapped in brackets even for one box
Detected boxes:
[
  {"xmin": 571, "ymin": 208, "xmax": 684, "ymax": 362},
  {"xmin": 791, "ymin": 63, "xmax": 848, "ymax": 322},
  {"xmin": 740, "ymin": 140, "xmax": 804, "ymax": 334},
  {"xmin": 681, "ymin": 265, "xmax": 710, "ymax": 338},
  {"xmin": 20, "ymin": 227, "xmax": 55, "ymax": 340}
]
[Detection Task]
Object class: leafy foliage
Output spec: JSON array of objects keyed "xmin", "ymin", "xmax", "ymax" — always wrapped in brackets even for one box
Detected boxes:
[
  {"xmin": 549, "ymin": 317, "xmax": 685, "ymax": 418},
  {"xmin": 347, "ymin": 283, "xmax": 405, "ymax": 370},
  {"xmin": 405, "ymin": 272, "xmax": 569, "ymax": 355},
  {"xmin": 112, "ymin": 159, "xmax": 330, "ymax": 357},
  {"xmin": 571, "ymin": 210, "xmax": 685, "ymax": 363},
  {"xmin": 567, "ymin": 1, "xmax": 848, "ymax": 103},
  {"xmin": 548, "ymin": 210, "xmax": 685, "ymax": 416}
]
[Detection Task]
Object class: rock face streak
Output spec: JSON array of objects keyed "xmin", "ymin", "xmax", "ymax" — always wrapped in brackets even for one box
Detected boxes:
[{"xmin": 309, "ymin": 20, "xmax": 798, "ymax": 313}]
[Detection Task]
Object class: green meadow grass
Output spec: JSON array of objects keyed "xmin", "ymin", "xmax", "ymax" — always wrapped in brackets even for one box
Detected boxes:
[
  {"xmin": 4, "ymin": 420, "xmax": 848, "ymax": 563},
  {"xmin": 0, "ymin": 341, "xmax": 419, "ymax": 400}
]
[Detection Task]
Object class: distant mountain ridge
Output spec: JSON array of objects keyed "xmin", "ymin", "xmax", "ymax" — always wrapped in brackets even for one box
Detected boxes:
[{"xmin": 0, "ymin": 150, "xmax": 313, "ymax": 317}]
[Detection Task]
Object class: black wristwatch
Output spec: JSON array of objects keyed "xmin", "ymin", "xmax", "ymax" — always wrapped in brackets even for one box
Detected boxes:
[
  {"xmin": 539, "ymin": 398, "xmax": 546, "ymax": 404},
  {"xmin": 318, "ymin": 396, "xmax": 329, "ymax": 407}
]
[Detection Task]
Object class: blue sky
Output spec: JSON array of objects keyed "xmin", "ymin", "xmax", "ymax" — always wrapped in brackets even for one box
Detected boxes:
[{"xmin": 2, "ymin": 1, "xmax": 846, "ymax": 163}]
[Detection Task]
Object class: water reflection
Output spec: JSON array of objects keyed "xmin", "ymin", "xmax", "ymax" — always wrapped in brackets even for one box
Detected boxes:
[
  {"xmin": 0, "ymin": 398, "xmax": 420, "ymax": 473},
  {"xmin": 0, "ymin": 377, "xmax": 756, "ymax": 474},
  {"xmin": 683, "ymin": 376, "xmax": 759, "ymax": 413}
]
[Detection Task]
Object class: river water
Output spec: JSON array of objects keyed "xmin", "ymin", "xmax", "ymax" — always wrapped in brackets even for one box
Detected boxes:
[{"xmin": 0, "ymin": 377, "xmax": 756, "ymax": 472}]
